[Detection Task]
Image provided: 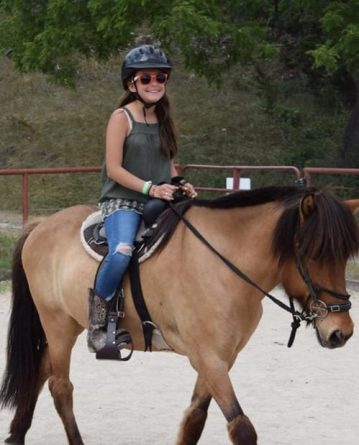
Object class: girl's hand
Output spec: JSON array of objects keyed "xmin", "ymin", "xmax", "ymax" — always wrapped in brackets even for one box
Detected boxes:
[
  {"xmin": 180, "ymin": 182, "xmax": 197, "ymax": 198},
  {"xmin": 149, "ymin": 184, "xmax": 178, "ymax": 200}
]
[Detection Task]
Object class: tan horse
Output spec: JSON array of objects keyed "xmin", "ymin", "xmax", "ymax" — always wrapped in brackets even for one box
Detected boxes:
[{"xmin": 1, "ymin": 186, "xmax": 359, "ymax": 445}]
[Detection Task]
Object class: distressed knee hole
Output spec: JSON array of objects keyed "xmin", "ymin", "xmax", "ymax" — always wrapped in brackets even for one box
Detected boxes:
[{"xmin": 114, "ymin": 243, "xmax": 133, "ymax": 256}]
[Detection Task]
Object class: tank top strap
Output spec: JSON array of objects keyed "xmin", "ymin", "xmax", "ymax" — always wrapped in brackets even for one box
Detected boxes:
[{"xmin": 122, "ymin": 107, "xmax": 136, "ymax": 123}]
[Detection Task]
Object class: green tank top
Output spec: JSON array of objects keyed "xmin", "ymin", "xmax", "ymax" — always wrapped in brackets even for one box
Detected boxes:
[{"xmin": 99, "ymin": 107, "xmax": 172, "ymax": 204}]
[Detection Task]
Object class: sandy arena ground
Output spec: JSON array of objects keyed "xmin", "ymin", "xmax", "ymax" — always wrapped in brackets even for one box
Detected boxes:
[{"xmin": 0, "ymin": 287, "xmax": 358, "ymax": 445}]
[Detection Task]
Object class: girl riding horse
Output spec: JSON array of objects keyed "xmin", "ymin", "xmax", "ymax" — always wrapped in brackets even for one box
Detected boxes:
[{"xmin": 88, "ymin": 43, "xmax": 197, "ymax": 352}]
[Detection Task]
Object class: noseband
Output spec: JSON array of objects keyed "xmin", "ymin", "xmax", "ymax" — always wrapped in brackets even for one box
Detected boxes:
[
  {"xmin": 294, "ymin": 251, "xmax": 351, "ymax": 321},
  {"xmin": 285, "ymin": 251, "xmax": 352, "ymax": 347}
]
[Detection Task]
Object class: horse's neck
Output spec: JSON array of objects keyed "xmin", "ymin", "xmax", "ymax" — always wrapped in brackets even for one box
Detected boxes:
[
  {"xmin": 187, "ymin": 204, "xmax": 279, "ymax": 248},
  {"xmin": 138, "ymin": 204, "xmax": 282, "ymax": 352},
  {"xmin": 177, "ymin": 204, "xmax": 282, "ymax": 287}
]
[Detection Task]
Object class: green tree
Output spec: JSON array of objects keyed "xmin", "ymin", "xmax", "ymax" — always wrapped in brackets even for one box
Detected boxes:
[
  {"xmin": 0, "ymin": 0, "xmax": 277, "ymax": 84},
  {"xmin": 1, "ymin": 0, "xmax": 358, "ymax": 164},
  {"xmin": 308, "ymin": 1, "xmax": 359, "ymax": 166}
]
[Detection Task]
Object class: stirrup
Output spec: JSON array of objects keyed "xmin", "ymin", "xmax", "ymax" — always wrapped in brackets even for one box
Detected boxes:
[{"xmin": 96, "ymin": 311, "xmax": 134, "ymax": 361}]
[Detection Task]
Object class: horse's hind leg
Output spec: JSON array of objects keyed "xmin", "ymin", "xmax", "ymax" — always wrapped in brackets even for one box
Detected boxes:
[
  {"xmin": 176, "ymin": 375, "xmax": 212, "ymax": 445},
  {"xmin": 5, "ymin": 348, "xmax": 51, "ymax": 445},
  {"xmin": 48, "ymin": 375, "xmax": 83, "ymax": 445},
  {"xmin": 43, "ymin": 318, "xmax": 84, "ymax": 445}
]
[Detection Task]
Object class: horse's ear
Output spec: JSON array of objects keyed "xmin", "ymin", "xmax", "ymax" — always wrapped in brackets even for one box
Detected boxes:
[
  {"xmin": 300, "ymin": 193, "xmax": 316, "ymax": 222},
  {"xmin": 345, "ymin": 199, "xmax": 359, "ymax": 215}
]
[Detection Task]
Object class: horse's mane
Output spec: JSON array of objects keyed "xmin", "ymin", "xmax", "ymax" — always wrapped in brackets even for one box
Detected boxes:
[
  {"xmin": 273, "ymin": 188, "xmax": 359, "ymax": 264},
  {"xmin": 146, "ymin": 186, "xmax": 359, "ymax": 264}
]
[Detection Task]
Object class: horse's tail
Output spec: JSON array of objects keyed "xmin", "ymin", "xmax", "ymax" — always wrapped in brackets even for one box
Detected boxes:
[{"xmin": 0, "ymin": 222, "xmax": 47, "ymax": 410}]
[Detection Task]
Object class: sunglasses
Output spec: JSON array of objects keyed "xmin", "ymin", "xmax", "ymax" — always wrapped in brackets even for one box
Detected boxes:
[{"xmin": 133, "ymin": 72, "xmax": 168, "ymax": 85}]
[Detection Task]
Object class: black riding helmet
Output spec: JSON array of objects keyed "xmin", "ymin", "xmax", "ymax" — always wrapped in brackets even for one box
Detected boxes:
[{"xmin": 121, "ymin": 44, "xmax": 172, "ymax": 90}]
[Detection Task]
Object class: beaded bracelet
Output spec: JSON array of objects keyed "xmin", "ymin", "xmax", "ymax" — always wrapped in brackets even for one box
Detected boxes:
[{"xmin": 141, "ymin": 181, "xmax": 152, "ymax": 195}]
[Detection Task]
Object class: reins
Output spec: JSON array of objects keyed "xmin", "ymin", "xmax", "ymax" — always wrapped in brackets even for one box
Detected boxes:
[{"xmin": 168, "ymin": 201, "xmax": 351, "ymax": 347}]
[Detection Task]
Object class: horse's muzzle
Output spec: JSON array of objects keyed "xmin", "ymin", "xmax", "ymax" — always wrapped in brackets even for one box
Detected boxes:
[{"xmin": 316, "ymin": 328, "xmax": 353, "ymax": 349}]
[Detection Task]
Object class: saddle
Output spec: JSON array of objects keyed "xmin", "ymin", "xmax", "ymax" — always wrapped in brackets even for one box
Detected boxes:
[
  {"xmin": 81, "ymin": 189, "xmax": 190, "ymax": 361},
  {"xmin": 81, "ymin": 198, "xmax": 168, "ymax": 262}
]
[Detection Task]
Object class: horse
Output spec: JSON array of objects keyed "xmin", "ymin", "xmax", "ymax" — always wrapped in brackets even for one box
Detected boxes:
[{"xmin": 1, "ymin": 186, "xmax": 359, "ymax": 445}]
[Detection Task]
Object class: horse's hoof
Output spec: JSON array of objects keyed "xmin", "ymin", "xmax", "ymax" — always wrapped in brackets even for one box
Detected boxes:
[
  {"xmin": 228, "ymin": 415, "xmax": 257, "ymax": 444},
  {"xmin": 5, "ymin": 436, "xmax": 25, "ymax": 445}
]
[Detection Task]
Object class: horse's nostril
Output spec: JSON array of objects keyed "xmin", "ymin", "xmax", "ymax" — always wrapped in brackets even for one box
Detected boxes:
[{"xmin": 329, "ymin": 330, "xmax": 344, "ymax": 348}]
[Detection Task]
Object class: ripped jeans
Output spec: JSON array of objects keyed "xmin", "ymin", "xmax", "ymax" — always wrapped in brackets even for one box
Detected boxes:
[{"xmin": 95, "ymin": 209, "xmax": 142, "ymax": 301}]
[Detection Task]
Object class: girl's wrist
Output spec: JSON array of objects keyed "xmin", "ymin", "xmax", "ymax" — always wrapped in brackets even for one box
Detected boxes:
[
  {"xmin": 141, "ymin": 181, "xmax": 152, "ymax": 195},
  {"xmin": 149, "ymin": 185, "xmax": 157, "ymax": 198}
]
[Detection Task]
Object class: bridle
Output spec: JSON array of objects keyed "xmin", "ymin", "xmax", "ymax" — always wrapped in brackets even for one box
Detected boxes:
[
  {"xmin": 168, "ymin": 202, "xmax": 352, "ymax": 347},
  {"xmin": 295, "ymin": 251, "xmax": 351, "ymax": 319},
  {"xmin": 284, "ymin": 250, "xmax": 351, "ymax": 346}
]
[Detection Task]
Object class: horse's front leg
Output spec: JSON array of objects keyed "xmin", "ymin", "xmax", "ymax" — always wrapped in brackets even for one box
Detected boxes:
[
  {"xmin": 176, "ymin": 375, "xmax": 212, "ymax": 445},
  {"xmin": 194, "ymin": 356, "xmax": 257, "ymax": 445}
]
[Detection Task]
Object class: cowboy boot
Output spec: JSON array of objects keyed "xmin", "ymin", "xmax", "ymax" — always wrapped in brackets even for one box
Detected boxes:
[{"xmin": 87, "ymin": 288, "xmax": 112, "ymax": 353}]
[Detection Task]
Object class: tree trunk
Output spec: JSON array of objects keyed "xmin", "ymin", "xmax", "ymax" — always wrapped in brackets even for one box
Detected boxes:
[{"xmin": 340, "ymin": 76, "xmax": 359, "ymax": 167}]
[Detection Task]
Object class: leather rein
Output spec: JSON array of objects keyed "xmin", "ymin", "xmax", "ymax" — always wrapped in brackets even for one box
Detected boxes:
[{"xmin": 168, "ymin": 202, "xmax": 351, "ymax": 347}]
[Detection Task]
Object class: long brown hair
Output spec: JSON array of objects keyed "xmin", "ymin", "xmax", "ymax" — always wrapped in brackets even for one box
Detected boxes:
[{"xmin": 117, "ymin": 92, "xmax": 178, "ymax": 159}]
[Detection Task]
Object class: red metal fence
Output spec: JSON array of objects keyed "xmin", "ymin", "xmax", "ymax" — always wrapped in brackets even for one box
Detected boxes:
[
  {"xmin": 0, "ymin": 165, "xmax": 358, "ymax": 224},
  {"xmin": 303, "ymin": 167, "xmax": 359, "ymax": 187},
  {"xmin": 0, "ymin": 167, "xmax": 101, "ymax": 224},
  {"xmin": 180, "ymin": 164, "xmax": 302, "ymax": 192}
]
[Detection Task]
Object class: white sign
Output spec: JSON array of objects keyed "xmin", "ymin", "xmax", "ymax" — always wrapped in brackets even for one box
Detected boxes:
[{"xmin": 226, "ymin": 177, "xmax": 251, "ymax": 190}]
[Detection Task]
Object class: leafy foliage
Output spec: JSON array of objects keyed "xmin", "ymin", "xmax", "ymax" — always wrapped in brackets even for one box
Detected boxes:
[
  {"xmin": 0, "ymin": 0, "xmax": 284, "ymax": 84},
  {"xmin": 0, "ymin": 0, "xmax": 358, "ymax": 167},
  {"xmin": 0, "ymin": 1, "xmax": 357, "ymax": 84},
  {"xmin": 308, "ymin": 1, "xmax": 359, "ymax": 74}
]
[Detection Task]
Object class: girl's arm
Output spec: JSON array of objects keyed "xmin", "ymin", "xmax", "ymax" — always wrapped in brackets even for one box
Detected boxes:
[{"xmin": 105, "ymin": 110, "xmax": 145, "ymax": 193}]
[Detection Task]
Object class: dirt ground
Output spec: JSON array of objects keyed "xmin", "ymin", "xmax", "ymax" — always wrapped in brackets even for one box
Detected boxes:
[{"xmin": 0, "ymin": 287, "xmax": 359, "ymax": 445}]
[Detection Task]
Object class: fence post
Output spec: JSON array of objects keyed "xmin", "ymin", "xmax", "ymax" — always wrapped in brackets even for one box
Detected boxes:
[
  {"xmin": 22, "ymin": 172, "xmax": 29, "ymax": 225},
  {"xmin": 233, "ymin": 168, "xmax": 241, "ymax": 190}
]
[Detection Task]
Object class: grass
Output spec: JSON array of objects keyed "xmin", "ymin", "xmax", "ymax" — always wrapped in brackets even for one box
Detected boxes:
[
  {"xmin": 0, "ymin": 280, "xmax": 10, "ymax": 293},
  {"xmin": 1, "ymin": 53, "xmax": 357, "ymax": 213},
  {"xmin": 0, "ymin": 231, "xmax": 15, "ymax": 280}
]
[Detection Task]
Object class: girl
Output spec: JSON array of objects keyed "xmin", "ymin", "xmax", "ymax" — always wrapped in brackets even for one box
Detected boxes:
[{"xmin": 88, "ymin": 44, "xmax": 197, "ymax": 353}]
